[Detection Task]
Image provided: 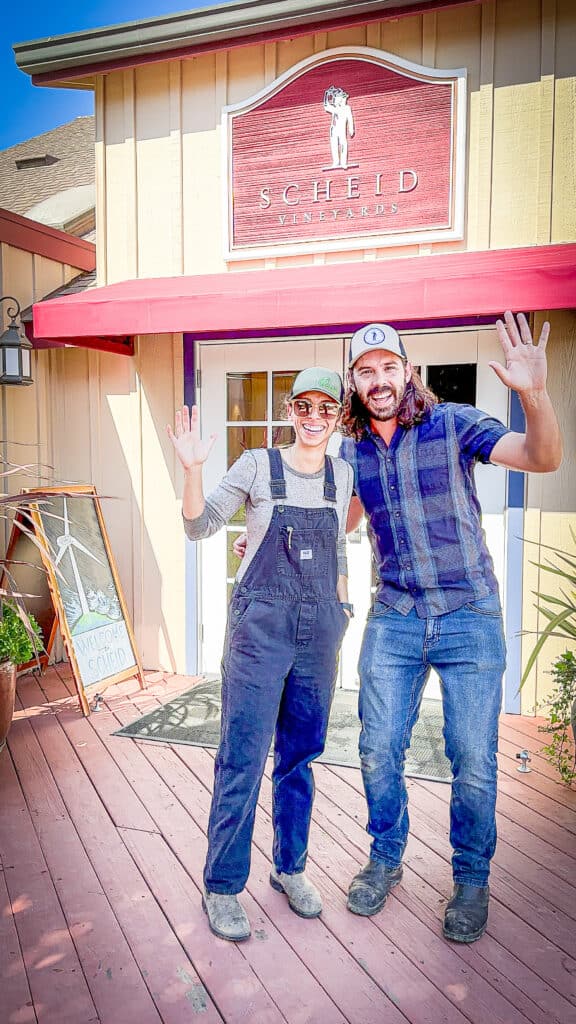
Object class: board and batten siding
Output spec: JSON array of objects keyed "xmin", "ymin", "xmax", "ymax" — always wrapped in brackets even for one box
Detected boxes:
[{"xmin": 1, "ymin": 240, "xmax": 83, "ymax": 519}]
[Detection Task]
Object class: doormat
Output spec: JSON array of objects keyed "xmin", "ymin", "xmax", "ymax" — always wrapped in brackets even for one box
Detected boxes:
[
  {"xmin": 114, "ymin": 675, "xmax": 450, "ymax": 778},
  {"xmin": 114, "ymin": 678, "xmax": 452, "ymax": 783}
]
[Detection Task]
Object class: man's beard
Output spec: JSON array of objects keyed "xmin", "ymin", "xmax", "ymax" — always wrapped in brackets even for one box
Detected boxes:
[{"xmin": 363, "ymin": 384, "xmax": 405, "ymax": 421}]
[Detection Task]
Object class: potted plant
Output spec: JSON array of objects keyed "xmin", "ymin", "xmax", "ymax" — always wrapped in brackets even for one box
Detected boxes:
[
  {"xmin": 0, "ymin": 601, "xmax": 42, "ymax": 751},
  {"xmin": 522, "ymin": 526, "xmax": 576, "ymax": 785}
]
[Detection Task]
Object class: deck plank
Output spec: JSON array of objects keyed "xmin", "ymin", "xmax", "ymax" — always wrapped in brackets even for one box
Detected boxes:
[
  {"xmin": 170, "ymin": 743, "xmax": 456, "ymax": 1024},
  {"xmin": 10, "ymin": 695, "xmax": 164, "ymax": 1024},
  {"xmin": 5, "ymin": 668, "xmax": 576, "ymax": 1024},
  {"xmin": 96, "ymin": 681, "xmax": 459, "ymax": 1024},
  {"xmin": 0, "ymin": 846, "xmax": 37, "ymax": 1024},
  {"xmin": 15, "ymin": 675, "xmax": 224, "ymax": 1024},
  {"xmin": 119, "ymin": 686, "xmax": 553, "ymax": 1024},
  {"xmin": 0, "ymin": 739, "xmax": 99, "ymax": 1024},
  {"xmin": 321, "ymin": 765, "xmax": 576, "ymax": 1005},
  {"xmin": 496, "ymin": 747, "xmax": 576, "ymax": 813},
  {"xmin": 119, "ymin": 828, "xmax": 288, "ymax": 1024},
  {"xmin": 310, "ymin": 775, "xmax": 575, "ymax": 1024},
  {"xmin": 95, "ymin": 696, "xmax": 376, "ymax": 1024}
]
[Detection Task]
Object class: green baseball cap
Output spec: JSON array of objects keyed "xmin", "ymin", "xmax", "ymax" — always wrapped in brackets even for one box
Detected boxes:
[{"xmin": 289, "ymin": 366, "xmax": 344, "ymax": 404}]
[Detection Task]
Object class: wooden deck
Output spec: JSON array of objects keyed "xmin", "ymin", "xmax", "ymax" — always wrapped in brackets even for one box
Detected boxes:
[{"xmin": 2, "ymin": 666, "xmax": 575, "ymax": 1024}]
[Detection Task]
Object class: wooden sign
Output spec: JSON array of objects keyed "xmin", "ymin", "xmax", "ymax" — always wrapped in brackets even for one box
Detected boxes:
[
  {"xmin": 4, "ymin": 486, "xmax": 144, "ymax": 714},
  {"xmin": 223, "ymin": 46, "xmax": 466, "ymax": 259}
]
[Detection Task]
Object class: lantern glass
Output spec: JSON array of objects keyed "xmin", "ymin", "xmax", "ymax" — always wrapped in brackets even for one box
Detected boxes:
[
  {"xmin": 21, "ymin": 348, "xmax": 31, "ymax": 377},
  {"xmin": 5, "ymin": 347, "xmax": 20, "ymax": 377}
]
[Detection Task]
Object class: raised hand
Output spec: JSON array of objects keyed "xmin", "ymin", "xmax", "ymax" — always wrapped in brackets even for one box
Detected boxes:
[
  {"xmin": 167, "ymin": 405, "xmax": 216, "ymax": 471},
  {"xmin": 490, "ymin": 311, "xmax": 549, "ymax": 395}
]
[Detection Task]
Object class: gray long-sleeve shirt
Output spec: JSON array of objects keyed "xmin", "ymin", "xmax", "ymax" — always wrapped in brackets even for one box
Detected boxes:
[{"xmin": 183, "ymin": 449, "xmax": 354, "ymax": 581}]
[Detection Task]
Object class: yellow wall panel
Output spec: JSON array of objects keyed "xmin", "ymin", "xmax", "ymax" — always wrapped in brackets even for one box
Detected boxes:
[
  {"xmin": 181, "ymin": 53, "xmax": 225, "ymax": 275},
  {"xmin": 527, "ymin": 311, "xmax": 576, "ymax": 514},
  {"xmin": 521, "ymin": 512, "xmax": 576, "ymax": 712},
  {"xmin": 552, "ymin": 76, "xmax": 576, "ymax": 242},
  {"xmin": 134, "ymin": 63, "xmax": 179, "ymax": 278},
  {"xmin": 326, "ymin": 26, "xmax": 367, "ymax": 48},
  {"xmin": 276, "ymin": 37, "xmax": 315, "ymax": 75},
  {"xmin": 436, "ymin": 4, "xmax": 482, "ymax": 80},
  {"xmin": 379, "ymin": 13, "xmax": 423, "ymax": 64},
  {"xmin": 226, "ymin": 43, "xmax": 265, "ymax": 104},
  {"xmin": 104, "ymin": 71, "xmax": 138, "ymax": 283},
  {"xmin": 1, "ymin": 246, "xmax": 33, "ymax": 323},
  {"xmin": 137, "ymin": 333, "xmax": 186, "ymax": 670},
  {"xmin": 490, "ymin": 81, "xmax": 542, "ymax": 248},
  {"xmin": 520, "ymin": 508, "xmax": 541, "ymax": 711},
  {"xmin": 33, "ymin": 255, "xmax": 65, "ymax": 301}
]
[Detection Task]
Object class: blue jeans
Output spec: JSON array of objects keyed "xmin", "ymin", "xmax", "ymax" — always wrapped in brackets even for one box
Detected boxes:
[{"xmin": 358, "ymin": 594, "xmax": 506, "ymax": 886}]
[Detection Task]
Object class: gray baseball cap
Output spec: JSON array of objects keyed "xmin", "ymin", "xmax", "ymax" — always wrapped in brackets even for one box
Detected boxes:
[
  {"xmin": 289, "ymin": 366, "xmax": 344, "ymax": 403},
  {"xmin": 348, "ymin": 323, "xmax": 407, "ymax": 368}
]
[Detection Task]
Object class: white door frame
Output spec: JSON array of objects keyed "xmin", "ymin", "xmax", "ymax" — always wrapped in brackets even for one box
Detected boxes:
[{"xmin": 189, "ymin": 326, "xmax": 512, "ymax": 701}]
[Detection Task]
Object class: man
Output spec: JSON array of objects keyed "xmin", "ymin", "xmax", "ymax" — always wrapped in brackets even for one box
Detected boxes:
[{"xmin": 340, "ymin": 312, "xmax": 562, "ymax": 943}]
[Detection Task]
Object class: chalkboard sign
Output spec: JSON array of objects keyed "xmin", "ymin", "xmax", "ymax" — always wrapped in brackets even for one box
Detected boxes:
[{"xmin": 5, "ymin": 486, "xmax": 144, "ymax": 714}]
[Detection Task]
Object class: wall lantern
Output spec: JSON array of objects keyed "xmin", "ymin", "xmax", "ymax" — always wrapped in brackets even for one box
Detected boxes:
[{"xmin": 0, "ymin": 297, "xmax": 33, "ymax": 386}]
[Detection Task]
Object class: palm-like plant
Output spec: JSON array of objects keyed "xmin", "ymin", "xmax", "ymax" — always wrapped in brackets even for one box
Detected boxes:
[
  {"xmin": 521, "ymin": 526, "xmax": 576, "ymax": 680},
  {"xmin": 522, "ymin": 526, "xmax": 576, "ymax": 785}
]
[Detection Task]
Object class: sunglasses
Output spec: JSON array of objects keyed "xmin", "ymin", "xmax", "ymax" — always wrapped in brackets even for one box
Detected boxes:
[{"xmin": 291, "ymin": 398, "xmax": 342, "ymax": 419}]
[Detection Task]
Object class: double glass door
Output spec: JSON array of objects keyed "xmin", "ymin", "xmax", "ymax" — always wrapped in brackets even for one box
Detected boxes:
[{"xmin": 197, "ymin": 328, "xmax": 508, "ymax": 691}]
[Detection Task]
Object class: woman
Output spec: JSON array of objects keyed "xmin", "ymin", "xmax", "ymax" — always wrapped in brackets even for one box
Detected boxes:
[{"xmin": 167, "ymin": 367, "xmax": 353, "ymax": 942}]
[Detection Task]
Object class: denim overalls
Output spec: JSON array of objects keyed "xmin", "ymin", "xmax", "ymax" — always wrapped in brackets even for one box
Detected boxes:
[{"xmin": 204, "ymin": 448, "xmax": 348, "ymax": 894}]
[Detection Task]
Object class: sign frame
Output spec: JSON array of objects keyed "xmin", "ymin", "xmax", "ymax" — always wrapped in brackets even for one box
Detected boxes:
[
  {"xmin": 5, "ymin": 486, "xmax": 145, "ymax": 715},
  {"xmin": 222, "ymin": 46, "xmax": 467, "ymax": 261}
]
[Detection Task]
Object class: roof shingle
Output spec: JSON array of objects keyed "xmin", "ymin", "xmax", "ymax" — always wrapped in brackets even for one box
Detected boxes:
[{"xmin": 0, "ymin": 116, "xmax": 94, "ymax": 217}]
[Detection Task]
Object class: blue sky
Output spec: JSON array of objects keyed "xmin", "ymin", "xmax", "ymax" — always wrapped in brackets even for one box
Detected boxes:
[{"xmin": 2, "ymin": 2, "xmax": 236, "ymax": 150}]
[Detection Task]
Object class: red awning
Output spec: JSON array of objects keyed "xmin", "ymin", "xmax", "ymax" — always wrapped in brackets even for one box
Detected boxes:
[{"xmin": 33, "ymin": 244, "xmax": 576, "ymax": 341}]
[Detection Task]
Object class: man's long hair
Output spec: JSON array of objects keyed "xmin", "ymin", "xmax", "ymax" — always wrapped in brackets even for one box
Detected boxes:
[{"xmin": 341, "ymin": 366, "xmax": 438, "ymax": 439}]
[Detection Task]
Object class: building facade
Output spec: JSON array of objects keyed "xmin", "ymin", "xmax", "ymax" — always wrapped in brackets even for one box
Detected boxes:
[{"xmin": 12, "ymin": 0, "xmax": 576, "ymax": 712}]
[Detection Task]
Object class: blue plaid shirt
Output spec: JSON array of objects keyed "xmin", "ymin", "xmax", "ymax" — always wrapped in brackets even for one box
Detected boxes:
[{"xmin": 340, "ymin": 403, "xmax": 510, "ymax": 617}]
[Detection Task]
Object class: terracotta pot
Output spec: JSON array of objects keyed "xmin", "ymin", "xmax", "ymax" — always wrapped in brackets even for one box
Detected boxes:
[{"xmin": 0, "ymin": 660, "xmax": 16, "ymax": 753}]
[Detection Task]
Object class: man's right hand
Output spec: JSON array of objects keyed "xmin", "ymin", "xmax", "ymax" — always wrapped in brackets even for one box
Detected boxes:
[{"xmin": 233, "ymin": 533, "xmax": 248, "ymax": 559}]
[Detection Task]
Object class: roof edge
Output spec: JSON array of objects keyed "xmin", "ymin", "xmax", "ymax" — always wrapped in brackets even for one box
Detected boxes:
[
  {"xmin": 14, "ymin": 0, "xmax": 478, "ymax": 82},
  {"xmin": 0, "ymin": 207, "xmax": 96, "ymax": 271}
]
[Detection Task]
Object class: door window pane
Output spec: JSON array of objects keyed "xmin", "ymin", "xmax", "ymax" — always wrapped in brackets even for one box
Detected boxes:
[
  {"xmin": 272, "ymin": 371, "xmax": 297, "ymax": 419},
  {"xmin": 272, "ymin": 425, "xmax": 295, "ymax": 448},
  {"xmin": 227, "ymin": 425, "xmax": 267, "ymax": 467},
  {"xmin": 427, "ymin": 364, "xmax": 477, "ymax": 406},
  {"xmin": 227, "ymin": 372, "xmax": 267, "ymax": 421}
]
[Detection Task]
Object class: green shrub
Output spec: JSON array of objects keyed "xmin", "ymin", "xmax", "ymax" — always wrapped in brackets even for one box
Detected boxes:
[
  {"xmin": 538, "ymin": 651, "xmax": 576, "ymax": 786},
  {"xmin": 0, "ymin": 603, "xmax": 42, "ymax": 666}
]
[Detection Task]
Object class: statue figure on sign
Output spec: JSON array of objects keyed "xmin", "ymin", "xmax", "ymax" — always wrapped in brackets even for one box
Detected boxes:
[{"xmin": 323, "ymin": 86, "xmax": 355, "ymax": 169}]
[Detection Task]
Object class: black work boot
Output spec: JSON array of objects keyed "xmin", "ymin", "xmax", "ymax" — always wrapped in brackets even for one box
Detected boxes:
[
  {"xmin": 443, "ymin": 883, "xmax": 489, "ymax": 943},
  {"xmin": 347, "ymin": 859, "xmax": 403, "ymax": 916}
]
